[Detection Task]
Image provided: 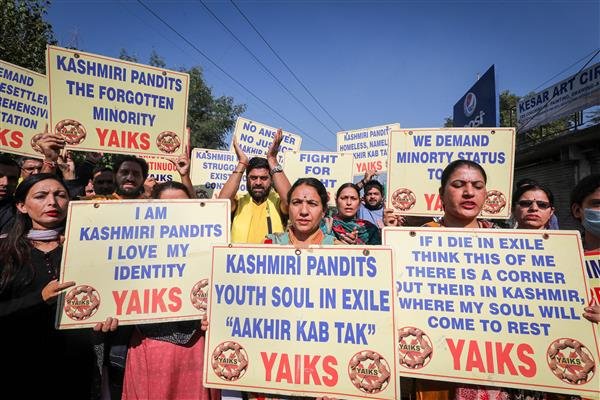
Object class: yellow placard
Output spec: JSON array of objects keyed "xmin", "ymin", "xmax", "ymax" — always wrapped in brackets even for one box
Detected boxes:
[
  {"xmin": 337, "ymin": 123, "xmax": 400, "ymax": 176},
  {"xmin": 384, "ymin": 227, "xmax": 599, "ymax": 396},
  {"xmin": 204, "ymin": 245, "xmax": 398, "ymax": 400},
  {"xmin": 586, "ymin": 251, "xmax": 600, "ymax": 307},
  {"xmin": 190, "ymin": 148, "xmax": 247, "ymax": 198},
  {"xmin": 386, "ymin": 128, "xmax": 515, "ymax": 218},
  {"xmin": 283, "ymin": 151, "xmax": 354, "ymax": 206},
  {"xmin": 232, "ymin": 117, "xmax": 302, "ymax": 164},
  {"xmin": 56, "ymin": 199, "xmax": 230, "ymax": 329},
  {"xmin": 139, "ymin": 155, "xmax": 181, "ymax": 183},
  {"xmin": 47, "ymin": 45, "xmax": 189, "ymax": 157},
  {"xmin": 0, "ymin": 59, "xmax": 47, "ymax": 158}
]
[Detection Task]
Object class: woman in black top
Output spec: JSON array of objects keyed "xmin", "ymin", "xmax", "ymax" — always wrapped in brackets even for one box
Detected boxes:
[{"xmin": 0, "ymin": 173, "xmax": 115, "ymax": 399}]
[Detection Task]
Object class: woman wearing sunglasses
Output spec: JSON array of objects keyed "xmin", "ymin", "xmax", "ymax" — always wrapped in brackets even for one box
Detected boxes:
[{"xmin": 512, "ymin": 184, "xmax": 555, "ymax": 230}]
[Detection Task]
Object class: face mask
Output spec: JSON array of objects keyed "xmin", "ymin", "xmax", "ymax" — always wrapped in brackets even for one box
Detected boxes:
[{"xmin": 582, "ymin": 208, "xmax": 600, "ymax": 237}]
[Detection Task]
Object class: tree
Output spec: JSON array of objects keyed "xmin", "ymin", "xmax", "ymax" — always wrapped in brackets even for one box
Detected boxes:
[
  {"xmin": 0, "ymin": 0, "xmax": 56, "ymax": 73},
  {"xmin": 119, "ymin": 50, "xmax": 245, "ymax": 149},
  {"xmin": 149, "ymin": 49, "xmax": 166, "ymax": 68},
  {"xmin": 118, "ymin": 48, "xmax": 138, "ymax": 63},
  {"xmin": 443, "ymin": 117, "xmax": 453, "ymax": 127},
  {"xmin": 186, "ymin": 66, "xmax": 245, "ymax": 149},
  {"xmin": 499, "ymin": 90, "xmax": 519, "ymax": 127}
]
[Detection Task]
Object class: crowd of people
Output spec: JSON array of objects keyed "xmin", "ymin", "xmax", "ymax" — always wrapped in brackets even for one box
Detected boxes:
[{"xmin": 0, "ymin": 128, "xmax": 598, "ymax": 400}]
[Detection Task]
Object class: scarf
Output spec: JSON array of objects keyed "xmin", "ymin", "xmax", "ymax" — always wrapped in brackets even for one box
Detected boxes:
[
  {"xmin": 330, "ymin": 214, "xmax": 380, "ymax": 245},
  {"xmin": 26, "ymin": 227, "xmax": 64, "ymax": 241}
]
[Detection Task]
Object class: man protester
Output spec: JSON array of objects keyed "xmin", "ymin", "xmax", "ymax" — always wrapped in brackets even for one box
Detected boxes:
[
  {"xmin": 18, "ymin": 157, "xmax": 43, "ymax": 180},
  {"xmin": 0, "ymin": 155, "xmax": 21, "ymax": 233},
  {"xmin": 219, "ymin": 128, "xmax": 291, "ymax": 243},
  {"xmin": 356, "ymin": 170, "xmax": 385, "ymax": 228}
]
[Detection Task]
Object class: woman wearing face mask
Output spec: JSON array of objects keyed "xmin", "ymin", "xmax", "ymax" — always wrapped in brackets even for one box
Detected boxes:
[
  {"xmin": 512, "ymin": 184, "xmax": 556, "ymax": 230},
  {"xmin": 324, "ymin": 183, "xmax": 381, "ymax": 245},
  {"xmin": 0, "ymin": 173, "xmax": 117, "ymax": 398},
  {"xmin": 571, "ymin": 174, "xmax": 600, "ymax": 323}
]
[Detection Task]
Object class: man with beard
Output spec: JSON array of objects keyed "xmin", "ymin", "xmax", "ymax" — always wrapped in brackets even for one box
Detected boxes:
[
  {"xmin": 219, "ymin": 129, "xmax": 291, "ymax": 243},
  {"xmin": 113, "ymin": 155, "xmax": 148, "ymax": 199},
  {"xmin": 357, "ymin": 172, "xmax": 385, "ymax": 229}
]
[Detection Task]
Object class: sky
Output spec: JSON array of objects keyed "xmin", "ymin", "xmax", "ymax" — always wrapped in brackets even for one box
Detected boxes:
[{"xmin": 47, "ymin": 0, "xmax": 600, "ymax": 151}]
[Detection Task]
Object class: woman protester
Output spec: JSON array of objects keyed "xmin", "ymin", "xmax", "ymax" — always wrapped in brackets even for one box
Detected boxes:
[
  {"xmin": 512, "ymin": 183, "xmax": 556, "ymax": 230},
  {"xmin": 323, "ymin": 183, "xmax": 381, "ymax": 245},
  {"xmin": 122, "ymin": 181, "xmax": 219, "ymax": 400},
  {"xmin": 416, "ymin": 160, "xmax": 548, "ymax": 400},
  {"xmin": 571, "ymin": 174, "xmax": 600, "ymax": 324},
  {"xmin": 267, "ymin": 177, "xmax": 335, "ymax": 245},
  {"xmin": 0, "ymin": 173, "xmax": 117, "ymax": 399}
]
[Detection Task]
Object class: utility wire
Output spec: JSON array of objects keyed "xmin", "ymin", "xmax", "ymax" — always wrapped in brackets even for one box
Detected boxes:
[
  {"xmin": 517, "ymin": 48, "xmax": 600, "ymax": 133},
  {"xmin": 230, "ymin": 0, "xmax": 344, "ymax": 131},
  {"xmin": 531, "ymin": 48, "xmax": 599, "ymax": 92},
  {"xmin": 198, "ymin": 0, "xmax": 337, "ymax": 136},
  {"xmin": 135, "ymin": 0, "xmax": 327, "ymax": 150}
]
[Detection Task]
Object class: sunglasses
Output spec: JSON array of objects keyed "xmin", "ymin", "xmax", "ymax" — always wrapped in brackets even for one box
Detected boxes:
[{"xmin": 517, "ymin": 200, "xmax": 551, "ymax": 210}]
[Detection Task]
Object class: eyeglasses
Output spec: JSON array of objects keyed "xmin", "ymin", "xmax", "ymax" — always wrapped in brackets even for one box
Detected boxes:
[{"xmin": 517, "ymin": 200, "xmax": 551, "ymax": 210}]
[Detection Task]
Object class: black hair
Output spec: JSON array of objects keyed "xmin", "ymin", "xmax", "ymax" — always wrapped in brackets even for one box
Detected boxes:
[
  {"xmin": 151, "ymin": 181, "xmax": 191, "ymax": 199},
  {"xmin": 515, "ymin": 178, "xmax": 538, "ymax": 188},
  {"xmin": 246, "ymin": 157, "xmax": 270, "ymax": 174},
  {"xmin": 512, "ymin": 183, "xmax": 554, "ymax": 207},
  {"xmin": 570, "ymin": 174, "xmax": 600, "ymax": 209},
  {"xmin": 0, "ymin": 174, "xmax": 68, "ymax": 292},
  {"xmin": 93, "ymin": 165, "xmax": 114, "ymax": 176},
  {"xmin": 0, "ymin": 154, "xmax": 19, "ymax": 169},
  {"xmin": 113, "ymin": 155, "xmax": 149, "ymax": 180},
  {"xmin": 363, "ymin": 180, "xmax": 385, "ymax": 197},
  {"xmin": 336, "ymin": 182, "xmax": 360, "ymax": 199},
  {"xmin": 287, "ymin": 178, "xmax": 328, "ymax": 211},
  {"xmin": 440, "ymin": 159, "xmax": 487, "ymax": 193}
]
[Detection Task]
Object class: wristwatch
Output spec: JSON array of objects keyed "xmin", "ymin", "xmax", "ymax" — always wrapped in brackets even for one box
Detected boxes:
[{"xmin": 270, "ymin": 164, "xmax": 283, "ymax": 174}]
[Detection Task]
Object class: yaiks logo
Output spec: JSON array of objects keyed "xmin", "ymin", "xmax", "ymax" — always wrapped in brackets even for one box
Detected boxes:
[{"xmin": 463, "ymin": 92, "xmax": 477, "ymax": 117}]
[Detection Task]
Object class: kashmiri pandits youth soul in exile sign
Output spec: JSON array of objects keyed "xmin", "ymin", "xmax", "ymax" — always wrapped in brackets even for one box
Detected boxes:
[
  {"xmin": 0, "ymin": 60, "xmax": 47, "ymax": 158},
  {"xmin": 337, "ymin": 123, "xmax": 400, "ymax": 176},
  {"xmin": 190, "ymin": 148, "xmax": 248, "ymax": 199},
  {"xmin": 47, "ymin": 45, "xmax": 189, "ymax": 157},
  {"xmin": 386, "ymin": 128, "xmax": 515, "ymax": 219},
  {"xmin": 56, "ymin": 199, "xmax": 230, "ymax": 329},
  {"xmin": 384, "ymin": 227, "xmax": 599, "ymax": 397},
  {"xmin": 283, "ymin": 151, "xmax": 354, "ymax": 206},
  {"xmin": 204, "ymin": 245, "xmax": 397, "ymax": 400},
  {"xmin": 232, "ymin": 117, "xmax": 302, "ymax": 164}
]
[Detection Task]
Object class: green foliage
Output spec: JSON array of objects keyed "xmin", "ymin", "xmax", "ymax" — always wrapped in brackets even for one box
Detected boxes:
[
  {"xmin": 185, "ymin": 66, "xmax": 246, "ymax": 149},
  {"xmin": 443, "ymin": 117, "xmax": 453, "ymax": 127},
  {"xmin": 0, "ymin": 0, "xmax": 56, "ymax": 73},
  {"xmin": 148, "ymin": 49, "xmax": 166, "ymax": 68},
  {"xmin": 118, "ymin": 48, "xmax": 138, "ymax": 63}
]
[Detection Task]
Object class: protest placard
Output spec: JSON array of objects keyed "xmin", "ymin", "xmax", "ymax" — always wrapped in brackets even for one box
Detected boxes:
[
  {"xmin": 0, "ymin": 59, "xmax": 47, "ymax": 158},
  {"xmin": 204, "ymin": 245, "xmax": 398, "ymax": 400},
  {"xmin": 140, "ymin": 155, "xmax": 181, "ymax": 183},
  {"xmin": 384, "ymin": 227, "xmax": 599, "ymax": 396},
  {"xmin": 337, "ymin": 123, "xmax": 400, "ymax": 176},
  {"xmin": 586, "ymin": 251, "xmax": 600, "ymax": 307},
  {"xmin": 386, "ymin": 127, "xmax": 515, "ymax": 218},
  {"xmin": 190, "ymin": 148, "xmax": 247, "ymax": 198},
  {"xmin": 56, "ymin": 199, "xmax": 229, "ymax": 329},
  {"xmin": 232, "ymin": 117, "xmax": 301, "ymax": 164},
  {"xmin": 283, "ymin": 151, "xmax": 354, "ymax": 206},
  {"xmin": 47, "ymin": 45, "xmax": 189, "ymax": 157}
]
